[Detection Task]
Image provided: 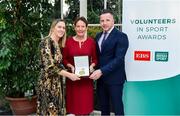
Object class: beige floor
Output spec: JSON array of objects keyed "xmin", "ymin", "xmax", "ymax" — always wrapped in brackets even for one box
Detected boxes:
[
  {"xmin": 90, "ymin": 110, "xmax": 115, "ymax": 116},
  {"xmin": 29, "ymin": 110, "xmax": 115, "ymax": 116},
  {"xmin": 66, "ymin": 110, "xmax": 115, "ymax": 116}
]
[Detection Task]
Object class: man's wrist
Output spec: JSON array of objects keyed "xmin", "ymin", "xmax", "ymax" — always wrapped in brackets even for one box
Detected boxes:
[{"xmin": 99, "ymin": 69, "xmax": 103, "ymax": 75}]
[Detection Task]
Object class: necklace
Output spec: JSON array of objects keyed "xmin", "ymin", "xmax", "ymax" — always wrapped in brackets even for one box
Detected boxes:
[{"xmin": 74, "ymin": 36, "xmax": 87, "ymax": 48}]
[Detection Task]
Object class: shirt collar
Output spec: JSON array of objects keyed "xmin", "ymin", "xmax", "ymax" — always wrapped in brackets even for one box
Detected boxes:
[{"xmin": 103, "ymin": 26, "xmax": 114, "ymax": 34}]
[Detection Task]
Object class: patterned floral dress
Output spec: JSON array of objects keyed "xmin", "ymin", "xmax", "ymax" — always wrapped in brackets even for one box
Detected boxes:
[{"xmin": 36, "ymin": 36, "xmax": 66, "ymax": 115}]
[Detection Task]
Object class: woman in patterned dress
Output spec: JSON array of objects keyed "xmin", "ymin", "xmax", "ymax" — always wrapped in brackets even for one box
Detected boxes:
[{"xmin": 36, "ymin": 19, "xmax": 80, "ymax": 115}]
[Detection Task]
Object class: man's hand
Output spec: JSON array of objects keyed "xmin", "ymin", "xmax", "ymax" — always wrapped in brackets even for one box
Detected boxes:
[{"xmin": 89, "ymin": 69, "xmax": 102, "ymax": 80}]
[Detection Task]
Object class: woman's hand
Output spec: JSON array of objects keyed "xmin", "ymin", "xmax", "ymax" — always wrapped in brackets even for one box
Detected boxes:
[
  {"xmin": 70, "ymin": 66, "xmax": 75, "ymax": 73},
  {"xmin": 67, "ymin": 63, "xmax": 75, "ymax": 73},
  {"xmin": 59, "ymin": 70, "xmax": 80, "ymax": 81},
  {"xmin": 68, "ymin": 73, "xmax": 81, "ymax": 81}
]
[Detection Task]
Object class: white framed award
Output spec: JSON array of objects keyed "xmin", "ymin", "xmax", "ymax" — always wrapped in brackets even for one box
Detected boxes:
[{"xmin": 74, "ymin": 56, "xmax": 89, "ymax": 77}]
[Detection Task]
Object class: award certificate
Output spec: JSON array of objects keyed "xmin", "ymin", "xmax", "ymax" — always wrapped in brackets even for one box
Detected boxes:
[{"xmin": 74, "ymin": 56, "xmax": 89, "ymax": 77}]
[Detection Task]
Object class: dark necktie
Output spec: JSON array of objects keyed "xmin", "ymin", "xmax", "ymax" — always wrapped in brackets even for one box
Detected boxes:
[{"xmin": 101, "ymin": 31, "xmax": 107, "ymax": 50}]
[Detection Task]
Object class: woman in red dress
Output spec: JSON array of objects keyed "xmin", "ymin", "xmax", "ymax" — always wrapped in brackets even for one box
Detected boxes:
[{"xmin": 62, "ymin": 17, "xmax": 97, "ymax": 115}]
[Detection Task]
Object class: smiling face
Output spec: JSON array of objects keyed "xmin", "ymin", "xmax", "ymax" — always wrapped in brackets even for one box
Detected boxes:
[
  {"xmin": 100, "ymin": 13, "xmax": 114, "ymax": 32},
  {"xmin": 74, "ymin": 19, "xmax": 87, "ymax": 38},
  {"xmin": 53, "ymin": 21, "xmax": 66, "ymax": 38}
]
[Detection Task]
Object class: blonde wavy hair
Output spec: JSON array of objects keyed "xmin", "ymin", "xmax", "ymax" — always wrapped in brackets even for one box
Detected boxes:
[{"xmin": 48, "ymin": 19, "xmax": 66, "ymax": 48}]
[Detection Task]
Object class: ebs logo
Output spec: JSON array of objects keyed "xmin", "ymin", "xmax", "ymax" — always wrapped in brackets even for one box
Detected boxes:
[{"xmin": 134, "ymin": 51, "xmax": 151, "ymax": 61}]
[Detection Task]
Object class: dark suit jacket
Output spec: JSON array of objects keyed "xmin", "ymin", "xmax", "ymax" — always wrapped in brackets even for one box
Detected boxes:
[{"xmin": 95, "ymin": 27, "xmax": 129, "ymax": 85}]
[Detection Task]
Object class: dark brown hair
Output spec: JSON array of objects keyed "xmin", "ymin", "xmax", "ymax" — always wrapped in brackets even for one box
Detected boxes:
[
  {"xmin": 100, "ymin": 9, "xmax": 114, "ymax": 16},
  {"xmin": 74, "ymin": 16, "xmax": 88, "ymax": 27}
]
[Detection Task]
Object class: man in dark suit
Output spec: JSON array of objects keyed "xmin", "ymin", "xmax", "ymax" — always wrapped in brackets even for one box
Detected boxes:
[{"xmin": 90, "ymin": 9, "xmax": 129, "ymax": 115}]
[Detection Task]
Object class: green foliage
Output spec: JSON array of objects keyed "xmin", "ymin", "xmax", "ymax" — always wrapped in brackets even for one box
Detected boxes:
[
  {"xmin": 0, "ymin": 0, "xmax": 53, "ymax": 98},
  {"xmin": 88, "ymin": 26, "xmax": 102, "ymax": 38},
  {"xmin": 64, "ymin": 0, "xmax": 122, "ymax": 24},
  {"xmin": 66, "ymin": 25, "xmax": 75, "ymax": 38},
  {"xmin": 64, "ymin": 0, "xmax": 79, "ymax": 23},
  {"xmin": 87, "ymin": 0, "xmax": 103, "ymax": 24}
]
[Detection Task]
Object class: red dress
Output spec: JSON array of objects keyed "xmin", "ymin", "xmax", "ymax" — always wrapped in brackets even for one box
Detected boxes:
[{"xmin": 62, "ymin": 37, "xmax": 98, "ymax": 115}]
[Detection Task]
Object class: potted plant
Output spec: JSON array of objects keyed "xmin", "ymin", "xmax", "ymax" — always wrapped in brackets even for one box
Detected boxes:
[{"xmin": 0, "ymin": 0, "xmax": 54, "ymax": 115}]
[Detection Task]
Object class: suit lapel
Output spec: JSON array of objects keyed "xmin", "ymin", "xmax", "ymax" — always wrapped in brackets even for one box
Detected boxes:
[
  {"xmin": 96, "ymin": 32, "xmax": 103, "ymax": 54},
  {"xmin": 101, "ymin": 28, "xmax": 116, "ymax": 53},
  {"xmin": 96, "ymin": 32, "xmax": 103, "ymax": 42}
]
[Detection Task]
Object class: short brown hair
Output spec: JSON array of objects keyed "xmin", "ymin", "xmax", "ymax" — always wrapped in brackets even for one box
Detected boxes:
[
  {"xmin": 74, "ymin": 16, "xmax": 88, "ymax": 27},
  {"xmin": 100, "ymin": 9, "xmax": 114, "ymax": 16}
]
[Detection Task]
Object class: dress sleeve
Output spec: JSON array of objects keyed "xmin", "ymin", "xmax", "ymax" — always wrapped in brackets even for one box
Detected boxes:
[
  {"xmin": 90, "ymin": 38, "xmax": 98, "ymax": 66},
  {"xmin": 39, "ymin": 38, "xmax": 63, "ymax": 76}
]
